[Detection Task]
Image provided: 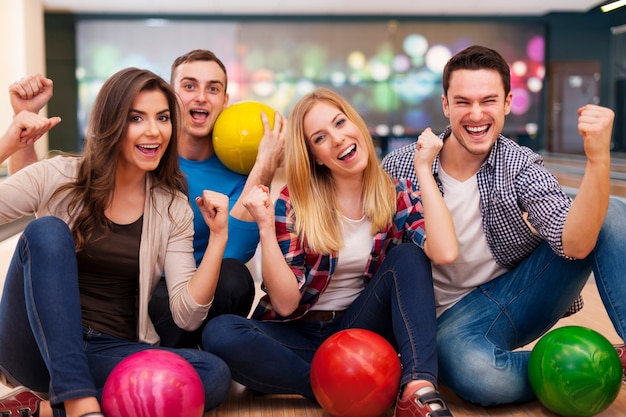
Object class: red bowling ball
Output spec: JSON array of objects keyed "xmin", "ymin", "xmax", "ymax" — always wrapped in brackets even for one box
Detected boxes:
[
  {"xmin": 310, "ymin": 328, "xmax": 401, "ymax": 417},
  {"xmin": 102, "ymin": 350, "xmax": 205, "ymax": 417}
]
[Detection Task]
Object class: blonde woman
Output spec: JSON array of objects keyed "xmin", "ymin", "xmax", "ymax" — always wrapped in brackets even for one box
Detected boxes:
[{"xmin": 203, "ymin": 88, "xmax": 457, "ymax": 417}]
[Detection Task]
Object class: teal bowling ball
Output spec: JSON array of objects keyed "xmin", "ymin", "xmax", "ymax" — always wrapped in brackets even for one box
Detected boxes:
[{"xmin": 528, "ymin": 326, "xmax": 622, "ymax": 417}]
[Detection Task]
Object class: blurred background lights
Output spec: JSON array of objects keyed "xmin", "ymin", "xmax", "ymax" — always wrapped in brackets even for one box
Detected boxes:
[
  {"xmin": 393, "ymin": 54, "xmax": 411, "ymax": 72},
  {"xmin": 511, "ymin": 87, "xmax": 531, "ymax": 115},
  {"xmin": 526, "ymin": 36, "xmax": 545, "ymax": 62},
  {"xmin": 391, "ymin": 125, "xmax": 406, "ymax": 136},
  {"xmin": 295, "ymin": 79, "xmax": 316, "ymax": 96},
  {"xmin": 512, "ymin": 61, "xmax": 528, "ymax": 77},
  {"xmin": 251, "ymin": 69, "xmax": 276, "ymax": 97},
  {"xmin": 376, "ymin": 124, "xmax": 391, "ymax": 136},
  {"xmin": 348, "ymin": 51, "xmax": 367, "ymax": 69},
  {"xmin": 76, "ymin": 19, "xmax": 547, "ymax": 149},
  {"xmin": 525, "ymin": 122, "xmax": 539, "ymax": 136},
  {"xmin": 330, "ymin": 71, "xmax": 347, "ymax": 86},
  {"xmin": 425, "ymin": 45, "xmax": 452, "ymax": 73},
  {"xmin": 568, "ymin": 75, "xmax": 584, "ymax": 88},
  {"xmin": 402, "ymin": 34, "xmax": 428, "ymax": 57},
  {"xmin": 395, "ymin": 71, "xmax": 438, "ymax": 103},
  {"xmin": 527, "ymin": 77, "xmax": 543, "ymax": 93},
  {"xmin": 370, "ymin": 58, "xmax": 392, "ymax": 81}
]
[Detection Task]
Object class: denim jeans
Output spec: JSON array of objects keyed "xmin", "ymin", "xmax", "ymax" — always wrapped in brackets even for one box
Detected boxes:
[
  {"xmin": 202, "ymin": 242, "xmax": 438, "ymax": 399},
  {"xmin": 149, "ymin": 258, "xmax": 255, "ymax": 348},
  {"xmin": 0, "ymin": 217, "xmax": 231, "ymax": 416},
  {"xmin": 436, "ymin": 198, "xmax": 626, "ymax": 406}
]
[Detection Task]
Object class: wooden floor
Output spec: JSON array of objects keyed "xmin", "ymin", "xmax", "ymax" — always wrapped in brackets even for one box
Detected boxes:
[{"xmin": 204, "ymin": 279, "xmax": 626, "ymax": 417}]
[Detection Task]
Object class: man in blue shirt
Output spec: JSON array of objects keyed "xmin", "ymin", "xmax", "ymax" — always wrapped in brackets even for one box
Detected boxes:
[
  {"xmin": 5, "ymin": 54, "xmax": 287, "ymax": 349},
  {"xmin": 148, "ymin": 49, "xmax": 286, "ymax": 347},
  {"xmin": 382, "ymin": 45, "xmax": 626, "ymax": 407}
]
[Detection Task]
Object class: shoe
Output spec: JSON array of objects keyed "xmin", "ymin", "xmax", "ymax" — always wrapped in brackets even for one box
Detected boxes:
[
  {"xmin": 394, "ymin": 385, "xmax": 454, "ymax": 417},
  {"xmin": 0, "ymin": 386, "xmax": 43, "ymax": 417},
  {"xmin": 615, "ymin": 344, "xmax": 626, "ymax": 380}
]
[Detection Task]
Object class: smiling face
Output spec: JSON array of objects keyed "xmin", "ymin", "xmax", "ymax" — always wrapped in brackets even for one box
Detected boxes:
[
  {"xmin": 173, "ymin": 60, "xmax": 229, "ymax": 140},
  {"xmin": 118, "ymin": 89, "xmax": 172, "ymax": 175},
  {"xmin": 442, "ymin": 68, "xmax": 512, "ymax": 159},
  {"xmin": 303, "ymin": 100, "xmax": 369, "ymax": 181}
]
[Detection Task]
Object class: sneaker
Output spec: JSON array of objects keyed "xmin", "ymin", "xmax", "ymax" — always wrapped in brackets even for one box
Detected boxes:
[
  {"xmin": 0, "ymin": 386, "xmax": 43, "ymax": 417},
  {"xmin": 395, "ymin": 385, "xmax": 454, "ymax": 417}
]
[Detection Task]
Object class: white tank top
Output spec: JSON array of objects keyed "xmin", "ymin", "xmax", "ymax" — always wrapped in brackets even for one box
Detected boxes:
[
  {"xmin": 314, "ymin": 215, "xmax": 372, "ymax": 311},
  {"xmin": 432, "ymin": 166, "xmax": 508, "ymax": 317}
]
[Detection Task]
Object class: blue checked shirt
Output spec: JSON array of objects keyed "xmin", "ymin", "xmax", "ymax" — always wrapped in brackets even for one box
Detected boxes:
[{"xmin": 381, "ymin": 127, "xmax": 584, "ymax": 314}]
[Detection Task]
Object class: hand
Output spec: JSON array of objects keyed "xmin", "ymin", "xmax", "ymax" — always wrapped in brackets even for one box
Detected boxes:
[
  {"xmin": 242, "ymin": 184, "xmax": 274, "ymax": 229},
  {"xmin": 195, "ymin": 190, "xmax": 229, "ymax": 236},
  {"xmin": 9, "ymin": 74, "xmax": 54, "ymax": 115},
  {"xmin": 414, "ymin": 128, "xmax": 443, "ymax": 170},
  {"xmin": 255, "ymin": 110, "xmax": 286, "ymax": 170},
  {"xmin": 577, "ymin": 104, "xmax": 614, "ymax": 163},
  {"xmin": 2, "ymin": 110, "xmax": 61, "ymax": 156}
]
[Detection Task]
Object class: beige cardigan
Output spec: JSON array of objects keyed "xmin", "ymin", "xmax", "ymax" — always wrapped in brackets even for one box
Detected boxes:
[{"xmin": 0, "ymin": 156, "xmax": 211, "ymax": 345}]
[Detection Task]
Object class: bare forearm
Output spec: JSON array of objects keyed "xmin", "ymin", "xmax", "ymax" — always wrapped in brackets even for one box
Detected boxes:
[
  {"xmin": 7, "ymin": 145, "xmax": 38, "ymax": 174},
  {"xmin": 230, "ymin": 157, "xmax": 279, "ymax": 221},
  {"xmin": 258, "ymin": 227, "xmax": 301, "ymax": 316},
  {"xmin": 187, "ymin": 233, "xmax": 228, "ymax": 305},
  {"xmin": 562, "ymin": 159, "xmax": 610, "ymax": 258},
  {"xmin": 416, "ymin": 167, "xmax": 458, "ymax": 264}
]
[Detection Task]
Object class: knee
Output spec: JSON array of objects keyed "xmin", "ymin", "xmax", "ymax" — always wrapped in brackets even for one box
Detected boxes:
[
  {"xmin": 218, "ymin": 259, "xmax": 254, "ymax": 297},
  {"xmin": 202, "ymin": 314, "xmax": 247, "ymax": 353},
  {"xmin": 25, "ymin": 216, "xmax": 69, "ymax": 235},
  {"xmin": 387, "ymin": 243, "xmax": 428, "ymax": 265},
  {"xmin": 23, "ymin": 217, "xmax": 74, "ymax": 249},
  {"xmin": 438, "ymin": 342, "xmax": 533, "ymax": 406},
  {"xmin": 600, "ymin": 198, "xmax": 626, "ymax": 238}
]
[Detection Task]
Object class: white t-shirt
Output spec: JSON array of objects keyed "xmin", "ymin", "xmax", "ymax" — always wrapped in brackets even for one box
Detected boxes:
[
  {"xmin": 432, "ymin": 166, "xmax": 508, "ymax": 317},
  {"xmin": 314, "ymin": 215, "xmax": 372, "ymax": 311}
]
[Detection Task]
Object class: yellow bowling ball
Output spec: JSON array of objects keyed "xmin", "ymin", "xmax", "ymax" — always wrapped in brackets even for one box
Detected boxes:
[{"xmin": 212, "ymin": 101, "xmax": 275, "ymax": 175}]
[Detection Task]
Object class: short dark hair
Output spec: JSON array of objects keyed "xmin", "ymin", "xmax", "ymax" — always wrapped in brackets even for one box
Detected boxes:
[
  {"xmin": 442, "ymin": 45, "xmax": 511, "ymax": 97},
  {"xmin": 170, "ymin": 49, "xmax": 228, "ymax": 89}
]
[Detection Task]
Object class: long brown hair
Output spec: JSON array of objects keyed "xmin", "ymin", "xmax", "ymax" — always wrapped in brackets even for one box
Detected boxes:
[
  {"xmin": 286, "ymin": 88, "xmax": 396, "ymax": 254},
  {"xmin": 51, "ymin": 67, "xmax": 186, "ymax": 251}
]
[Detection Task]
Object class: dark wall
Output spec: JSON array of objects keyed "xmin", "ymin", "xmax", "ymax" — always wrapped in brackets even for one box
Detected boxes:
[
  {"xmin": 45, "ymin": 13, "xmax": 78, "ymax": 153},
  {"xmin": 42, "ymin": 8, "xmax": 626, "ymax": 154},
  {"xmin": 545, "ymin": 8, "xmax": 626, "ymax": 106}
]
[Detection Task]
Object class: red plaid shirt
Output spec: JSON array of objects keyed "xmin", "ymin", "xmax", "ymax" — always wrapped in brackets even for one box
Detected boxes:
[{"xmin": 252, "ymin": 178, "xmax": 429, "ymax": 321}]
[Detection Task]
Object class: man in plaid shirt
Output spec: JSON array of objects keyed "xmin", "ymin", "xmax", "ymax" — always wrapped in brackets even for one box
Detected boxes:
[{"xmin": 382, "ymin": 45, "xmax": 626, "ymax": 407}]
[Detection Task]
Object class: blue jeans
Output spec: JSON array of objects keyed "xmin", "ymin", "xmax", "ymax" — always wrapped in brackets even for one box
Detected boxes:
[
  {"xmin": 437, "ymin": 198, "xmax": 626, "ymax": 406},
  {"xmin": 202, "ymin": 243, "xmax": 438, "ymax": 399},
  {"xmin": 0, "ymin": 217, "xmax": 231, "ymax": 416}
]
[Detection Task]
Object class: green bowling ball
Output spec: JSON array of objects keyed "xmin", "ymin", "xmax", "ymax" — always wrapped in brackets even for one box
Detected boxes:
[{"xmin": 528, "ymin": 326, "xmax": 622, "ymax": 417}]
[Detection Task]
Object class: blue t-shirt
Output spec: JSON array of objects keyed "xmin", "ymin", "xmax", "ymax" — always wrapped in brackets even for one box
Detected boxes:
[{"xmin": 179, "ymin": 155, "xmax": 260, "ymax": 266}]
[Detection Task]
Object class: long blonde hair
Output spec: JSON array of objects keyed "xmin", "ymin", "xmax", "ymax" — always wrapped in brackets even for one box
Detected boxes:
[{"xmin": 286, "ymin": 88, "xmax": 396, "ymax": 254}]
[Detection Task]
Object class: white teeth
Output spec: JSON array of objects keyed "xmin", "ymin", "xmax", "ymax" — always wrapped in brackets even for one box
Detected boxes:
[
  {"xmin": 338, "ymin": 144, "xmax": 356, "ymax": 159},
  {"xmin": 139, "ymin": 144, "xmax": 158, "ymax": 149},
  {"xmin": 467, "ymin": 126, "xmax": 487, "ymax": 133}
]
